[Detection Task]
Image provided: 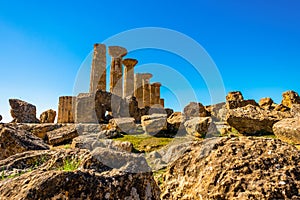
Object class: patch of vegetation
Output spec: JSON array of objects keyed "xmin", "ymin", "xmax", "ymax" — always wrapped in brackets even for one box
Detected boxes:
[
  {"xmin": 1, "ymin": 168, "xmax": 26, "ymax": 181},
  {"xmin": 153, "ymin": 168, "xmax": 167, "ymax": 186},
  {"xmin": 64, "ymin": 144, "xmax": 71, "ymax": 149},
  {"xmin": 114, "ymin": 134, "xmax": 173, "ymax": 153},
  {"xmin": 59, "ymin": 157, "xmax": 81, "ymax": 171},
  {"xmin": 257, "ymin": 134, "xmax": 277, "ymax": 139}
]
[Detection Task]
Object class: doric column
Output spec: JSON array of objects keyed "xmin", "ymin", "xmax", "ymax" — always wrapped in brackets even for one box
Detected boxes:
[
  {"xmin": 108, "ymin": 46, "xmax": 127, "ymax": 97},
  {"xmin": 89, "ymin": 44, "xmax": 106, "ymax": 93},
  {"xmin": 134, "ymin": 73, "xmax": 144, "ymax": 108},
  {"xmin": 57, "ymin": 96, "xmax": 76, "ymax": 123},
  {"xmin": 160, "ymin": 98, "xmax": 165, "ymax": 108},
  {"xmin": 150, "ymin": 82, "xmax": 161, "ymax": 106},
  {"xmin": 141, "ymin": 73, "xmax": 153, "ymax": 107},
  {"xmin": 122, "ymin": 58, "xmax": 138, "ymax": 98}
]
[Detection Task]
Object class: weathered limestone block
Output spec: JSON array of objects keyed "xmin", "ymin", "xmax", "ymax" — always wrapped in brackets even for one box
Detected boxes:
[
  {"xmin": 226, "ymin": 91, "xmax": 244, "ymax": 101},
  {"xmin": 141, "ymin": 114, "xmax": 167, "ymax": 135},
  {"xmin": 183, "ymin": 102, "xmax": 209, "ymax": 118},
  {"xmin": 226, "ymin": 104, "xmax": 292, "ymax": 135},
  {"xmin": 75, "ymin": 93, "xmax": 98, "ymax": 123},
  {"xmin": 9, "ymin": 99, "xmax": 39, "ymax": 123},
  {"xmin": 0, "ymin": 148, "xmax": 161, "ymax": 199},
  {"xmin": 259, "ymin": 97, "xmax": 274, "ymax": 110},
  {"xmin": 123, "ymin": 58, "xmax": 138, "ymax": 98},
  {"xmin": 134, "ymin": 73, "xmax": 144, "ymax": 108},
  {"xmin": 30, "ymin": 124, "xmax": 62, "ymax": 140},
  {"xmin": 90, "ymin": 43, "xmax": 106, "ymax": 93},
  {"xmin": 281, "ymin": 90, "xmax": 300, "ymax": 108},
  {"xmin": 57, "ymin": 96, "xmax": 75, "ymax": 123},
  {"xmin": 205, "ymin": 102, "xmax": 227, "ymax": 122},
  {"xmin": 167, "ymin": 112, "xmax": 186, "ymax": 134},
  {"xmin": 72, "ymin": 135, "xmax": 133, "ymax": 152},
  {"xmin": 108, "ymin": 117, "xmax": 137, "ymax": 134},
  {"xmin": 142, "ymin": 73, "xmax": 153, "ymax": 107},
  {"xmin": 0, "ymin": 124, "xmax": 49, "ymax": 160},
  {"xmin": 46, "ymin": 125, "xmax": 78, "ymax": 146},
  {"xmin": 184, "ymin": 117, "xmax": 217, "ymax": 138},
  {"xmin": 40, "ymin": 109, "xmax": 56, "ymax": 123},
  {"xmin": 108, "ymin": 46, "xmax": 127, "ymax": 97},
  {"xmin": 273, "ymin": 118, "xmax": 300, "ymax": 144}
]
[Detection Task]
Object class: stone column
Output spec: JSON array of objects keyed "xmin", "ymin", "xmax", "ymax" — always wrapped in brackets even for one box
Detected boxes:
[
  {"xmin": 134, "ymin": 73, "xmax": 144, "ymax": 108},
  {"xmin": 150, "ymin": 82, "xmax": 161, "ymax": 106},
  {"xmin": 89, "ymin": 44, "xmax": 106, "ymax": 93},
  {"xmin": 160, "ymin": 98, "xmax": 165, "ymax": 108},
  {"xmin": 141, "ymin": 73, "xmax": 153, "ymax": 107},
  {"xmin": 57, "ymin": 96, "xmax": 76, "ymax": 123},
  {"xmin": 108, "ymin": 46, "xmax": 127, "ymax": 97},
  {"xmin": 123, "ymin": 58, "xmax": 138, "ymax": 98}
]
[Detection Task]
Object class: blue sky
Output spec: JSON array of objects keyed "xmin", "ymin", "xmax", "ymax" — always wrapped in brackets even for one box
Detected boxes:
[{"xmin": 0, "ymin": 0, "xmax": 300, "ymax": 122}]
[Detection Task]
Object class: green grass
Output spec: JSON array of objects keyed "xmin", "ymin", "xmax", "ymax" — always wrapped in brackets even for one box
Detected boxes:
[
  {"xmin": 114, "ymin": 134, "xmax": 173, "ymax": 153},
  {"xmin": 59, "ymin": 157, "xmax": 81, "ymax": 171},
  {"xmin": 153, "ymin": 168, "xmax": 167, "ymax": 186}
]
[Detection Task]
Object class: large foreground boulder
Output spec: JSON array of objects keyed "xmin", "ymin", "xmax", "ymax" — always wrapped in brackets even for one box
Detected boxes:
[
  {"xmin": 9, "ymin": 99, "xmax": 39, "ymax": 123},
  {"xmin": 226, "ymin": 104, "xmax": 291, "ymax": 135},
  {"xmin": 161, "ymin": 137, "xmax": 300, "ymax": 199},
  {"xmin": 0, "ymin": 148, "xmax": 161, "ymax": 199},
  {"xmin": 108, "ymin": 117, "xmax": 137, "ymax": 134},
  {"xmin": 0, "ymin": 124, "xmax": 49, "ymax": 160},
  {"xmin": 273, "ymin": 118, "xmax": 300, "ymax": 145}
]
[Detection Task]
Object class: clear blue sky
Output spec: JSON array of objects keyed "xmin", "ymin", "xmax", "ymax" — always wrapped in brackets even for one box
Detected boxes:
[{"xmin": 0, "ymin": 0, "xmax": 300, "ymax": 122}]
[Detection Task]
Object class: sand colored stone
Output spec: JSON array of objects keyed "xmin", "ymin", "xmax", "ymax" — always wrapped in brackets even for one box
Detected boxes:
[
  {"xmin": 122, "ymin": 58, "xmax": 138, "ymax": 98},
  {"xmin": 57, "ymin": 96, "xmax": 75, "ymax": 123},
  {"xmin": 90, "ymin": 44, "xmax": 106, "ymax": 93},
  {"xmin": 108, "ymin": 46, "xmax": 127, "ymax": 97},
  {"xmin": 141, "ymin": 73, "xmax": 153, "ymax": 107}
]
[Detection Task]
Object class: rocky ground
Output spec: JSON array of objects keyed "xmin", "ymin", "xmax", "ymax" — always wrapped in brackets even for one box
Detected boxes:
[{"xmin": 1, "ymin": 90, "xmax": 300, "ymax": 199}]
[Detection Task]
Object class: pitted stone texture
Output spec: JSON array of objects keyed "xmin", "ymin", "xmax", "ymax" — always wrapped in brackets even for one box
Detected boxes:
[
  {"xmin": 184, "ymin": 117, "xmax": 217, "ymax": 138},
  {"xmin": 281, "ymin": 90, "xmax": 300, "ymax": 108},
  {"xmin": 226, "ymin": 104, "xmax": 292, "ymax": 135},
  {"xmin": 108, "ymin": 117, "xmax": 137, "ymax": 134},
  {"xmin": 46, "ymin": 125, "xmax": 78, "ymax": 146},
  {"xmin": 161, "ymin": 137, "xmax": 300, "ymax": 200},
  {"xmin": 183, "ymin": 102, "xmax": 209, "ymax": 118},
  {"xmin": 273, "ymin": 118, "xmax": 300, "ymax": 145},
  {"xmin": 259, "ymin": 97, "xmax": 274, "ymax": 110},
  {"xmin": 9, "ymin": 99, "xmax": 39, "ymax": 123},
  {"xmin": 90, "ymin": 43, "xmax": 106, "ymax": 93},
  {"xmin": 141, "ymin": 114, "xmax": 167, "ymax": 136},
  {"xmin": 0, "ymin": 148, "xmax": 161, "ymax": 199},
  {"xmin": 0, "ymin": 124, "xmax": 49, "ymax": 160},
  {"xmin": 40, "ymin": 109, "xmax": 56, "ymax": 123},
  {"xmin": 226, "ymin": 91, "xmax": 258, "ymax": 109}
]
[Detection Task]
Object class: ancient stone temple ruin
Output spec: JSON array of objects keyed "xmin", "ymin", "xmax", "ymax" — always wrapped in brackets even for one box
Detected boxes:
[{"xmin": 57, "ymin": 44, "xmax": 165, "ymax": 123}]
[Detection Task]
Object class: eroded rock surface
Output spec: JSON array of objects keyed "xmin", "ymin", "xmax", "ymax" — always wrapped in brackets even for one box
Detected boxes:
[
  {"xmin": 183, "ymin": 102, "xmax": 209, "ymax": 118},
  {"xmin": 273, "ymin": 118, "xmax": 300, "ymax": 145},
  {"xmin": 226, "ymin": 104, "xmax": 292, "ymax": 135},
  {"xmin": 282, "ymin": 90, "xmax": 300, "ymax": 108},
  {"xmin": 161, "ymin": 137, "xmax": 300, "ymax": 199},
  {"xmin": 0, "ymin": 148, "xmax": 160, "ymax": 199},
  {"xmin": 184, "ymin": 117, "xmax": 217, "ymax": 138},
  {"xmin": 9, "ymin": 99, "xmax": 39, "ymax": 123},
  {"xmin": 141, "ymin": 114, "xmax": 167, "ymax": 136},
  {"xmin": 40, "ymin": 109, "xmax": 56, "ymax": 123},
  {"xmin": 46, "ymin": 125, "xmax": 78, "ymax": 146},
  {"xmin": 0, "ymin": 124, "xmax": 49, "ymax": 160}
]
